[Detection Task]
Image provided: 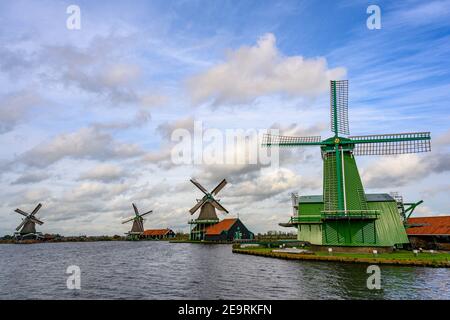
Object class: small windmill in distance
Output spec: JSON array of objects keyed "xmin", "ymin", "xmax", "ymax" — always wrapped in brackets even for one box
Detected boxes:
[
  {"xmin": 14, "ymin": 203, "xmax": 44, "ymax": 240},
  {"xmin": 122, "ymin": 203, "xmax": 153, "ymax": 240}
]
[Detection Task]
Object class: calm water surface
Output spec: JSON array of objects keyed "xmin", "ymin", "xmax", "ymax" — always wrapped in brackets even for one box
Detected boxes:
[{"xmin": 0, "ymin": 241, "xmax": 448, "ymax": 299}]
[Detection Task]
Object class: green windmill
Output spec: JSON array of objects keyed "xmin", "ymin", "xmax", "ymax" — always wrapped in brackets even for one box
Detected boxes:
[{"xmin": 263, "ymin": 80, "xmax": 431, "ymax": 248}]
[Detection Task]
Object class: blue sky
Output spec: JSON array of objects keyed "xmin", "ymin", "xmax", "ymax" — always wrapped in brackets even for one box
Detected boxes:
[{"xmin": 0, "ymin": 0, "xmax": 449, "ymax": 235}]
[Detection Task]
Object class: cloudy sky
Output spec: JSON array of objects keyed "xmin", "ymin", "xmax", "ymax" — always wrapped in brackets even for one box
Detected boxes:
[{"xmin": 1, "ymin": 0, "xmax": 449, "ymax": 236}]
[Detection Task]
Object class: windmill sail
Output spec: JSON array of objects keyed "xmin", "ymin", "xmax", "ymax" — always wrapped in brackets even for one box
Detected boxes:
[
  {"xmin": 16, "ymin": 219, "xmax": 27, "ymax": 231},
  {"xmin": 31, "ymin": 203, "xmax": 42, "ymax": 216},
  {"xmin": 350, "ymin": 132, "xmax": 431, "ymax": 155},
  {"xmin": 330, "ymin": 80, "xmax": 349, "ymax": 135},
  {"xmin": 211, "ymin": 199, "xmax": 228, "ymax": 213},
  {"xmin": 262, "ymin": 134, "xmax": 322, "ymax": 146},
  {"xmin": 211, "ymin": 179, "xmax": 227, "ymax": 195},
  {"xmin": 189, "ymin": 198, "xmax": 206, "ymax": 214}
]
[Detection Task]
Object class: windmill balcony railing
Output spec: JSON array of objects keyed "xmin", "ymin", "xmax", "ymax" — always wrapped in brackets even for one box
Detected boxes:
[
  {"xmin": 289, "ymin": 210, "xmax": 380, "ymax": 224},
  {"xmin": 321, "ymin": 210, "xmax": 380, "ymax": 220},
  {"xmin": 289, "ymin": 215, "xmax": 323, "ymax": 224}
]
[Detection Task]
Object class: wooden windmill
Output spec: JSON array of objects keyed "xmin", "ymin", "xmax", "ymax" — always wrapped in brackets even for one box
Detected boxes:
[
  {"xmin": 188, "ymin": 178, "xmax": 229, "ymax": 240},
  {"xmin": 122, "ymin": 203, "xmax": 152, "ymax": 239},
  {"xmin": 14, "ymin": 203, "xmax": 44, "ymax": 239},
  {"xmin": 264, "ymin": 80, "xmax": 431, "ymax": 247}
]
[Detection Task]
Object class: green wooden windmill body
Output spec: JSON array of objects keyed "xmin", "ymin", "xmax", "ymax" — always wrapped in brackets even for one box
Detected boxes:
[{"xmin": 264, "ymin": 80, "xmax": 431, "ymax": 247}]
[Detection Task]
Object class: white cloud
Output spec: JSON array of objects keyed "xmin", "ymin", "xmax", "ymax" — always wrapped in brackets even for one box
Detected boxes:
[
  {"xmin": 394, "ymin": 0, "xmax": 450, "ymax": 27},
  {"xmin": 142, "ymin": 147, "xmax": 174, "ymax": 169},
  {"xmin": 139, "ymin": 94, "xmax": 168, "ymax": 108},
  {"xmin": 142, "ymin": 117, "xmax": 195, "ymax": 169},
  {"xmin": 63, "ymin": 182, "xmax": 129, "ymax": 203},
  {"xmin": 361, "ymin": 154, "xmax": 428, "ymax": 188},
  {"xmin": 361, "ymin": 152, "xmax": 450, "ymax": 188},
  {"xmin": 156, "ymin": 116, "xmax": 195, "ymax": 140},
  {"xmin": 18, "ymin": 126, "xmax": 143, "ymax": 168},
  {"xmin": 414, "ymin": 205, "xmax": 434, "ymax": 216},
  {"xmin": 79, "ymin": 163, "xmax": 124, "ymax": 182},
  {"xmin": 0, "ymin": 90, "xmax": 41, "ymax": 134},
  {"xmin": 227, "ymin": 168, "xmax": 318, "ymax": 202},
  {"xmin": 435, "ymin": 129, "xmax": 450, "ymax": 146},
  {"xmin": 11, "ymin": 171, "xmax": 50, "ymax": 185},
  {"xmin": 92, "ymin": 110, "xmax": 151, "ymax": 131},
  {"xmin": 100, "ymin": 64, "xmax": 141, "ymax": 87},
  {"xmin": 187, "ymin": 33, "xmax": 346, "ymax": 105},
  {"xmin": 22, "ymin": 188, "xmax": 52, "ymax": 204},
  {"xmin": 3, "ymin": 34, "xmax": 168, "ymax": 108}
]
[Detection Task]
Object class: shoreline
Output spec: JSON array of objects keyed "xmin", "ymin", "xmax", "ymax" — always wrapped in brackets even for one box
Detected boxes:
[
  {"xmin": 232, "ymin": 248, "xmax": 450, "ymax": 268},
  {"xmin": 169, "ymin": 240, "xmax": 232, "ymax": 244}
]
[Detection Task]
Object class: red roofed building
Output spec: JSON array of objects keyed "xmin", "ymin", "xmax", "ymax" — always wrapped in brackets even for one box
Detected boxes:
[
  {"xmin": 142, "ymin": 228, "xmax": 176, "ymax": 240},
  {"xmin": 202, "ymin": 218, "xmax": 254, "ymax": 242},
  {"xmin": 406, "ymin": 216, "xmax": 450, "ymax": 250}
]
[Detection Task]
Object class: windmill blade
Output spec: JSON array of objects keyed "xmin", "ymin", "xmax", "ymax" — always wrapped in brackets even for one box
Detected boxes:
[
  {"xmin": 122, "ymin": 217, "xmax": 135, "ymax": 224},
  {"xmin": 139, "ymin": 210, "xmax": 153, "ymax": 218},
  {"xmin": 132, "ymin": 203, "xmax": 139, "ymax": 216},
  {"xmin": 211, "ymin": 179, "xmax": 227, "ymax": 196},
  {"xmin": 262, "ymin": 134, "xmax": 323, "ymax": 147},
  {"xmin": 350, "ymin": 132, "xmax": 431, "ymax": 156},
  {"xmin": 16, "ymin": 219, "xmax": 27, "ymax": 231},
  {"xmin": 14, "ymin": 208, "xmax": 29, "ymax": 217},
  {"xmin": 30, "ymin": 217, "xmax": 44, "ymax": 225},
  {"xmin": 30, "ymin": 203, "xmax": 42, "ymax": 216},
  {"xmin": 189, "ymin": 198, "xmax": 206, "ymax": 215},
  {"xmin": 330, "ymin": 80, "xmax": 349, "ymax": 135},
  {"xmin": 211, "ymin": 199, "xmax": 229, "ymax": 214},
  {"xmin": 190, "ymin": 179, "xmax": 209, "ymax": 195}
]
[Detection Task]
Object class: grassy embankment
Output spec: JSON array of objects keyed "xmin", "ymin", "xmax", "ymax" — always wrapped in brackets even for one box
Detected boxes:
[{"xmin": 232, "ymin": 246, "xmax": 450, "ymax": 268}]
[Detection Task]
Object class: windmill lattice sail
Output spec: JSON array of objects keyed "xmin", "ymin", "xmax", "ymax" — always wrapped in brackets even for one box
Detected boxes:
[
  {"xmin": 330, "ymin": 80, "xmax": 349, "ymax": 135},
  {"xmin": 350, "ymin": 132, "xmax": 431, "ymax": 155},
  {"xmin": 262, "ymin": 134, "xmax": 322, "ymax": 146}
]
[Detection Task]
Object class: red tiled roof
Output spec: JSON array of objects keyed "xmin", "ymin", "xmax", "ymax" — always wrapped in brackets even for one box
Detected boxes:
[
  {"xmin": 142, "ymin": 229, "xmax": 173, "ymax": 236},
  {"xmin": 406, "ymin": 216, "xmax": 450, "ymax": 235},
  {"xmin": 205, "ymin": 218, "xmax": 237, "ymax": 235}
]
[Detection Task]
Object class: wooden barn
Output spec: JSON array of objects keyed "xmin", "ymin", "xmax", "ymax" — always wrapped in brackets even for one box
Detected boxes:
[
  {"xmin": 142, "ymin": 228, "xmax": 176, "ymax": 240},
  {"xmin": 406, "ymin": 216, "xmax": 450, "ymax": 250},
  {"xmin": 203, "ymin": 218, "xmax": 254, "ymax": 242}
]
